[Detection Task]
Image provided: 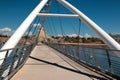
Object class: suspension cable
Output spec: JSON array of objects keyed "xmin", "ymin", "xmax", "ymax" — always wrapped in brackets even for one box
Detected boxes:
[
  {"xmin": 77, "ymin": 19, "xmax": 82, "ymax": 59},
  {"xmin": 47, "ymin": 18, "xmax": 54, "ymax": 36},
  {"xmin": 56, "ymin": 1, "xmax": 65, "ymax": 37},
  {"xmin": 71, "ymin": 20, "xmax": 77, "ymax": 35},
  {"xmin": 22, "ymin": 17, "xmax": 39, "ymax": 45},
  {"xmin": 32, "ymin": 17, "xmax": 41, "ymax": 43},
  {"xmin": 78, "ymin": 19, "xmax": 82, "ymax": 42},
  {"xmin": 50, "ymin": 17, "xmax": 58, "ymax": 36},
  {"xmin": 23, "ymin": 24, "xmax": 33, "ymax": 45},
  {"xmin": 38, "ymin": 0, "xmax": 52, "ymax": 42},
  {"xmin": 23, "ymin": 16, "xmax": 41, "ymax": 45},
  {"xmin": 32, "ymin": 17, "xmax": 41, "ymax": 36}
]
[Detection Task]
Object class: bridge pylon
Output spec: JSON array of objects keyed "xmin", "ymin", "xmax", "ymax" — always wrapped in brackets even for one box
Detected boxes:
[{"xmin": 38, "ymin": 27, "xmax": 47, "ymax": 42}]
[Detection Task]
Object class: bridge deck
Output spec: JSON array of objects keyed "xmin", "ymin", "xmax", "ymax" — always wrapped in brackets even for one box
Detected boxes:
[{"xmin": 11, "ymin": 43, "xmax": 107, "ymax": 80}]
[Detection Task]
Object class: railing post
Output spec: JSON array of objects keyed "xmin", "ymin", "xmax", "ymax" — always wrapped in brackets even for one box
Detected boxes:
[
  {"xmin": 8, "ymin": 55, "xmax": 16, "ymax": 75},
  {"xmin": 76, "ymin": 46, "xmax": 80, "ymax": 60},
  {"xmin": 82, "ymin": 46, "xmax": 87, "ymax": 63},
  {"xmin": 106, "ymin": 49, "xmax": 113, "ymax": 73},
  {"xmin": 92, "ymin": 48, "xmax": 98, "ymax": 67},
  {"xmin": 16, "ymin": 52, "xmax": 23, "ymax": 68}
]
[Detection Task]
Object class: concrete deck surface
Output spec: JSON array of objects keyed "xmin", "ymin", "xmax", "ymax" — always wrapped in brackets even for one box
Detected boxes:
[{"xmin": 11, "ymin": 43, "xmax": 107, "ymax": 80}]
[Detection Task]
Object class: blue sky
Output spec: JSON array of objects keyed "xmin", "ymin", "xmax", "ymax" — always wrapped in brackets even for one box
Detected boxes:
[{"xmin": 0, "ymin": 0, "xmax": 120, "ymax": 36}]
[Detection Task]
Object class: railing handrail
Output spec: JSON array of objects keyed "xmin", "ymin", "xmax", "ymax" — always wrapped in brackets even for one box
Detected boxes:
[
  {"xmin": 46, "ymin": 42, "xmax": 120, "ymax": 52},
  {"xmin": 0, "ymin": 43, "xmax": 35, "ymax": 52}
]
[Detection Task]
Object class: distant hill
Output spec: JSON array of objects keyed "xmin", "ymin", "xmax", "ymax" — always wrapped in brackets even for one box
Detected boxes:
[
  {"xmin": 109, "ymin": 33, "xmax": 120, "ymax": 39},
  {"xmin": 0, "ymin": 36, "xmax": 9, "ymax": 48}
]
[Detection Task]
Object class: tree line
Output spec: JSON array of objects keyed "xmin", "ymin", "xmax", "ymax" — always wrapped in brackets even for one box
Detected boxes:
[{"xmin": 51, "ymin": 36, "xmax": 105, "ymax": 44}]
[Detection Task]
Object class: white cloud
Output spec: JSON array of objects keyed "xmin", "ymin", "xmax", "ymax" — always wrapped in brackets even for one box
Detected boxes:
[
  {"xmin": 84, "ymin": 33, "xmax": 91, "ymax": 38},
  {"xmin": 0, "ymin": 27, "xmax": 12, "ymax": 32},
  {"xmin": 68, "ymin": 34, "xmax": 77, "ymax": 37},
  {"xmin": 57, "ymin": 34, "xmax": 62, "ymax": 37},
  {"xmin": 56, "ymin": 34, "xmax": 83, "ymax": 37},
  {"xmin": 0, "ymin": 27, "xmax": 14, "ymax": 36},
  {"xmin": 32, "ymin": 23, "xmax": 41, "ymax": 27},
  {"xmin": 67, "ymin": 34, "xmax": 83, "ymax": 37},
  {"xmin": 24, "ymin": 31, "xmax": 32, "ymax": 36}
]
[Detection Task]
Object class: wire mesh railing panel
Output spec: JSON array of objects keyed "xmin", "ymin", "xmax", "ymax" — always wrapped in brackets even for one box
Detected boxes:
[
  {"xmin": 0, "ymin": 43, "xmax": 36, "ymax": 80},
  {"xmin": 92, "ymin": 48, "xmax": 110, "ymax": 71},
  {"xmin": 107, "ymin": 50, "xmax": 120, "ymax": 75},
  {"xmin": 45, "ymin": 42, "xmax": 120, "ymax": 79}
]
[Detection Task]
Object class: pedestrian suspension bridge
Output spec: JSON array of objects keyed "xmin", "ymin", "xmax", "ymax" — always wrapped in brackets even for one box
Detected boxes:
[{"xmin": 0, "ymin": 0, "xmax": 120, "ymax": 80}]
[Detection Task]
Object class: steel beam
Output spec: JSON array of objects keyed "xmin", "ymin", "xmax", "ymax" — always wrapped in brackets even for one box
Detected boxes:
[
  {"xmin": 37, "ymin": 13, "xmax": 79, "ymax": 18},
  {"xmin": 57, "ymin": 0, "xmax": 120, "ymax": 52}
]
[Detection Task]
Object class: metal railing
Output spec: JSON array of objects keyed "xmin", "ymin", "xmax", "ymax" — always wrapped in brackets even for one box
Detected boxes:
[
  {"xmin": 0, "ymin": 43, "xmax": 36, "ymax": 80},
  {"xmin": 45, "ymin": 42, "xmax": 120, "ymax": 79}
]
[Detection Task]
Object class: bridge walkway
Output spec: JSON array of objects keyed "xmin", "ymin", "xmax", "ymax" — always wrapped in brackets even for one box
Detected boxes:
[{"xmin": 11, "ymin": 43, "xmax": 107, "ymax": 80}]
